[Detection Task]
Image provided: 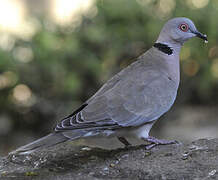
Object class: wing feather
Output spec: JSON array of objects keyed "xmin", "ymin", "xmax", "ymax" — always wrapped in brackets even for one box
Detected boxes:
[{"xmin": 55, "ymin": 56, "xmax": 177, "ymax": 132}]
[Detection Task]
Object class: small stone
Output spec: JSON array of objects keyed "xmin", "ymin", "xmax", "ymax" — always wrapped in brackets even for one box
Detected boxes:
[
  {"xmin": 110, "ymin": 163, "xmax": 115, "ymax": 167},
  {"xmin": 88, "ymin": 172, "xmax": 95, "ymax": 176},
  {"xmin": 183, "ymin": 151, "xmax": 189, "ymax": 154},
  {"xmin": 121, "ymin": 154, "xmax": 129, "ymax": 159},
  {"xmin": 103, "ymin": 167, "xmax": 109, "ymax": 171},
  {"xmin": 181, "ymin": 151, "xmax": 189, "ymax": 160},
  {"xmin": 144, "ymin": 151, "xmax": 151, "ymax": 157},
  {"xmin": 189, "ymin": 145, "xmax": 200, "ymax": 150},
  {"xmin": 188, "ymin": 145, "xmax": 207, "ymax": 151},
  {"xmin": 209, "ymin": 169, "xmax": 216, "ymax": 176},
  {"xmin": 115, "ymin": 160, "xmax": 119, "ymax": 164},
  {"xmin": 81, "ymin": 147, "xmax": 91, "ymax": 151},
  {"xmin": 11, "ymin": 155, "xmax": 17, "ymax": 161},
  {"xmin": 33, "ymin": 161, "xmax": 40, "ymax": 168},
  {"xmin": 25, "ymin": 155, "xmax": 32, "ymax": 161},
  {"xmin": 181, "ymin": 156, "xmax": 188, "ymax": 160},
  {"xmin": 89, "ymin": 156, "xmax": 98, "ymax": 160}
]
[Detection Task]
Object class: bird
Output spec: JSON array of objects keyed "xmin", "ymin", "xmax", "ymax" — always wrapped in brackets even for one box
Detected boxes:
[{"xmin": 13, "ymin": 17, "xmax": 207, "ymax": 154}]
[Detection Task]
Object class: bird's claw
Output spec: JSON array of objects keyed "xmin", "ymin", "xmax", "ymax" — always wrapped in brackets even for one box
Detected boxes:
[{"xmin": 143, "ymin": 136, "xmax": 181, "ymax": 150}]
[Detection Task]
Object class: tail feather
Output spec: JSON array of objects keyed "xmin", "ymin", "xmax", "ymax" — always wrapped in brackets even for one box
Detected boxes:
[
  {"xmin": 11, "ymin": 129, "xmax": 102, "ymax": 155},
  {"xmin": 11, "ymin": 133, "xmax": 69, "ymax": 154}
]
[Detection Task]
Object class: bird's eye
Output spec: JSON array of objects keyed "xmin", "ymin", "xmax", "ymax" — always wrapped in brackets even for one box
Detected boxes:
[{"xmin": 179, "ymin": 23, "xmax": 189, "ymax": 32}]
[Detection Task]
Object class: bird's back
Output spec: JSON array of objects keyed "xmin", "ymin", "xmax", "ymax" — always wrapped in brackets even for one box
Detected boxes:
[{"xmin": 75, "ymin": 48, "xmax": 180, "ymax": 128}]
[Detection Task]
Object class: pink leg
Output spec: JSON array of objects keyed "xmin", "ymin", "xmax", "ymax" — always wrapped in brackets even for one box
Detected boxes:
[{"xmin": 142, "ymin": 136, "xmax": 180, "ymax": 150}]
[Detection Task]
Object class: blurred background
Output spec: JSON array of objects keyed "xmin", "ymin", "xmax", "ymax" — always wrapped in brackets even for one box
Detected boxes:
[{"xmin": 0, "ymin": 0, "xmax": 218, "ymax": 155}]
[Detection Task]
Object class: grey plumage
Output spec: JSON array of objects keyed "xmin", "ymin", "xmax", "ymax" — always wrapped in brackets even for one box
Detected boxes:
[
  {"xmin": 14, "ymin": 133, "xmax": 68, "ymax": 153},
  {"xmin": 13, "ymin": 17, "xmax": 207, "ymax": 154}
]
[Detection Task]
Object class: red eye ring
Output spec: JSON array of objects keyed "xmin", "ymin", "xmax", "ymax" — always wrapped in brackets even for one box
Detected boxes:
[{"xmin": 179, "ymin": 23, "xmax": 189, "ymax": 32}]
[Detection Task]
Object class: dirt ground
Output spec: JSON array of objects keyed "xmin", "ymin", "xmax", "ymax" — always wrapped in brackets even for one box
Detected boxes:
[{"xmin": 0, "ymin": 138, "xmax": 218, "ymax": 180}]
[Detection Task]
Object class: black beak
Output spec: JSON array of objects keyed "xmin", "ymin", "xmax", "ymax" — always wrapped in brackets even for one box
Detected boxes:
[{"xmin": 194, "ymin": 31, "xmax": 208, "ymax": 42}]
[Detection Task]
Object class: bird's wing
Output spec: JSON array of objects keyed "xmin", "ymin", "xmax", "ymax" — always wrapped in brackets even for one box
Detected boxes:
[{"xmin": 55, "ymin": 56, "xmax": 175, "ymax": 132}]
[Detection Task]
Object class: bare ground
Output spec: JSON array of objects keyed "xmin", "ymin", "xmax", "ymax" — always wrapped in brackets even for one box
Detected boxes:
[{"xmin": 0, "ymin": 138, "xmax": 218, "ymax": 180}]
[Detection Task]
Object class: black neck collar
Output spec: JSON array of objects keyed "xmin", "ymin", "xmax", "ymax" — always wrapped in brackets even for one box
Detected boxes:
[{"xmin": 153, "ymin": 43, "xmax": 173, "ymax": 55}]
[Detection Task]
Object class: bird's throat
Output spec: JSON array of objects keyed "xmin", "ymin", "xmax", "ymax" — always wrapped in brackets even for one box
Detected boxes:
[{"xmin": 153, "ymin": 43, "xmax": 173, "ymax": 55}]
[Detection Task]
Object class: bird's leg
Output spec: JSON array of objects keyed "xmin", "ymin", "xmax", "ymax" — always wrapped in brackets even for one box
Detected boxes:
[
  {"xmin": 117, "ymin": 137, "xmax": 131, "ymax": 147},
  {"xmin": 142, "ymin": 136, "xmax": 180, "ymax": 150}
]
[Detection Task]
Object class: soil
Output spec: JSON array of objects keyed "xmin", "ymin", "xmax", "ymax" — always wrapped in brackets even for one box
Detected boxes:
[{"xmin": 0, "ymin": 138, "xmax": 218, "ymax": 180}]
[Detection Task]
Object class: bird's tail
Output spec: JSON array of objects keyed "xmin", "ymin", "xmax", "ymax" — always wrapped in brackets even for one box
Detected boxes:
[{"xmin": 11, "ymin": 133, "xmax": 69, "ymax": 155}]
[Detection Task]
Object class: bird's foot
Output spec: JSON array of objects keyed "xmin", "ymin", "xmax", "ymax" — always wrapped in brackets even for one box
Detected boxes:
[{"xmin": 142, "ymin": 136, "xmax": 180, "ymax": 150}]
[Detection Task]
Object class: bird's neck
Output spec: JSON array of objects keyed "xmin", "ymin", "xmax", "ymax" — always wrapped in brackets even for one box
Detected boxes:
[
  {"xmin": 154, "ymin": 41, "xmax": 182, "ymax": 57},
  {"xmin": 152, "ymin": 41, "xmax": 182, "ymax": 85}
]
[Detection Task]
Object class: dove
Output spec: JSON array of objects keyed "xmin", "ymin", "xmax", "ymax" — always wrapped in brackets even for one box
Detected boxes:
[{"xmin": 13, "ymin": 17, "xmax": 207, "ymax": 154}]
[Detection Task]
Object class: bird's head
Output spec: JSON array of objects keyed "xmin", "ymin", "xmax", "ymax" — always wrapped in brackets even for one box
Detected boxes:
[{"xmin": 157, "ymin": 17, "xmax": 208, "ymax": 45}]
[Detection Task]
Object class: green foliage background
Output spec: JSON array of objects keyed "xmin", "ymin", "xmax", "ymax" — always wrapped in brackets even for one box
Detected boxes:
[{"xmin": 0, "ymin": 0, "xmax": 217, "ymax": 153}]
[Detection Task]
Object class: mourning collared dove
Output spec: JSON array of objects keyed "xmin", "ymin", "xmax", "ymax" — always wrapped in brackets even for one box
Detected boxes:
[{"xmin": 14, "ymin": 17, "xmax": 207, "ymax": 154}]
